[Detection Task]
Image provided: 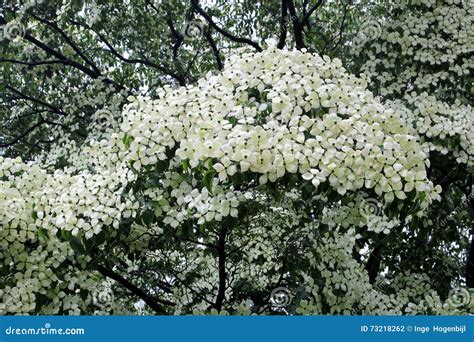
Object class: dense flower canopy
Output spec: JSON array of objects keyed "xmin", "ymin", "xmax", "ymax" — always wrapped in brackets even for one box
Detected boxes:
[
  {"xmin": 354, "ymin": 0, "xmax": 473, "ymax": 102},
  {"xmin": 0, "ymin": 47, "xmax": 446, "ymax": 314},
  {"xmin": 353, "ymin": 0, "xmax": 473, "ymax": 166},
  {"xmin": 349, "ymin": 0, "xmax": 473, "ymax": 315}
]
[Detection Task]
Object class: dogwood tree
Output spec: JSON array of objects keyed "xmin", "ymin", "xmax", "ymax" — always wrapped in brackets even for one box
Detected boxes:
[
  {"xmin": 352, "ymin": 0, "xmax": 473, "ymax": 301},
  {"xmin": 0, "ymin": 0, "xmax": 472, "ymax": 315}
]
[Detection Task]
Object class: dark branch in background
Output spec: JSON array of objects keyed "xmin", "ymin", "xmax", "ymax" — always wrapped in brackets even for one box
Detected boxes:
[
  {"xmin": 467, "ymin": 234, "xmax": 474, "ymax": 288},
  {"xmin": 184, "ymin": 43, "xmax": 205, "ymax": 80},
  {"xmin": 329, "ymin": 3, "xmax": 349, "ymax": 52},
  {"xmin": 255, "ymin": 252, "xmax": 288, "ymax": 314},
  {"xmin": 42, "ymin": 118, "xmax": 66, "ymax": 128},
  {"xmin": 0, "ymin": 111, "xmax": 64, "ymax": 148},
  {"xmin": 299, "ymin": 0, "xmax": 327, "ymax": 53},
  {"xmin": 286, "ymin": 0, "xmax": 324, "ymax": 50},
  {"xmin": 215, "ymin": 225, "xmax": 228, "ymax": 311},
  {"xmin": 0, "ymin": 12, "xmax": 105, "ymax": 81},
  {"xmin": 145, "ymin": 0, "xmax": 185, "ymax": 61},
  {"xmin": 190, "ymin": 0, "xmax": 262, "ymax": 52},
  {"xmin": 302, "ymin": 0, "xmax": 309, "ymax": 17},
  {"xmin": 277, "ymin": 0, "xmax": 289, "ymax": 49},
  {"xmin": 456, "ymin": 176, "xmax": 474, "ymax": 287},
  {"xmin": 69, "ymin": 19, "xmax": 185, "ymax": 86},
  {"xmin": 97, "ymin": 264, "xmax": 174, "ymax": 314},
  {"xmin": 0, "ymin": 85, "xmax": 68, "ymax": 147},
  {"xmin": 366, "ymin": 243, "xmax": 382, "ymax": 284},
  {"xmin": 165, "ymin": 11, "xmax": 185, "ymax": 60},
  {"xmin": 286, "ymin": 0, "xmax": 305, "ymax": 49},
  {"xmin": 1, "ymin": 15, "xmax": 121, "ymax": 90},
  {"xmin": 17, "ymin": 29, "xmax": 101, "ymax": 79},
  {"xmin": 31, "ymin": 15, "xmax": 101, "ymax": 75},
  {"xmin": 165, "ymin": 9, "xmax": 185, "ymax": 59},
  {"xmin": 6, "ymin": 85, "xmax": 67, "ymax": 116},
  {"xmin": 301, "ymin": 0, "xmax": 324, "ymax": 27},
  {"xmin": 0, "ymin": 120, "xmax": 44, "ymax": 148},
  {"xmin": 0, "ymin": 58, "xmax": 74, "ymax": 68},
  {"xmin": 203, "ymin": 29, "xmax": 223, "ymax": 70}
]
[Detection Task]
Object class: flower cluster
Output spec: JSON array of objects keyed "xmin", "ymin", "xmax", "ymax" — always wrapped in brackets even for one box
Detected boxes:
[
  {"xmin": 119, "ymin": 47, "xmax": 438, "ymax": 210},
  {"xmin": 353, "ymin": 0, "xmax": 473, "ymax": 166},
  {"xmin": 388, "ymin": 94, "xmax": 473, "ymax": 166},
  {"xmin": 1, "ymin": 47, "xmax": 441, "ymax": 314},
  {"xmin": 354, "ymin": 0, "xmax": 473, "ymax": 101}
]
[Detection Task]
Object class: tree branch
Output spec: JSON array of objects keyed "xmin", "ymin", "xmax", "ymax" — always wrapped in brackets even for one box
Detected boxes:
[
  {"xmin": 97, "ymin": 264, "xmax": 174, "ymax": 314},
  {"xmin": 6, "ymin": 85, "xmax": 67, "ymax": 116},
  {"xmin": 145, "ymin": 0, "xmax": 184, "ymax": 60},
  {"xmin": 190, "ymin": 0, "xmax": 262, "ymax": 52},
  {"xmin": 277, "ymin": 0, "xmax": 289, "ymax": 49},
  {"xmin": 0, "ymin": 120, "xmax": 45, "ymax": 148},
  {"xmin": 215, "ymin": 225, "xmax": 228, "ymax": 311},
  {"xmin": 31, "ymin": 15, "xmax": 101, "ymax": 75},
  {"xmin": 69, "ymin": 19, "xmax": 185, "ymax": 85},
  {"xmin": 366, "ymin": 243, "xmax": 382, "ymax": 284},
  {"xmin": 203, "ymin": 29, "xmax": 223, "ymax": 70},
  {"xmin": 329, "ymin": 3, "xmax": 349, "ymax": 52},
  {"xmin": 286, "ymin": 0, "xmax": 305, "ymax": 50},
  {"xmin": 0, "ymin": 58, "xmax": 73, "ymax": 67},
  {"xmin": 17, "ymin": 28, "xmax": 100, "ymax": 79},
  {"xmin": 301, "ymin": 0, "xmax": 324, "ymax": 27},
  {"xmin": 455, "ymin": 178, "xmax": 474, "ymax": 287}
]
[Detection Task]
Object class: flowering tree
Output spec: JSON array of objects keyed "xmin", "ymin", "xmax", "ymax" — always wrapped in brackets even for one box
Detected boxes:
[
  {"xmin": 352, "ymin": 0, "xmax": 473, "ymax": 300},
  {"xmin": 0, "ymin": 0, "xmax": 472, "ymax": 315}
]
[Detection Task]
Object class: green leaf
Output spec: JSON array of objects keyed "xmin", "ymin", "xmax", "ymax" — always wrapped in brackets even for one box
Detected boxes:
[
  {"xmin": 123, "ymin": 133, "xmax": 133, "ymax": 148},
  {"xmin": 141, "ymin": 209, "xmax": 155, "ymax": 226},
  {"xmin": 204, "ymin": 158, "xmax": 213, "ymax": 170},
  {"xmin": 38, "ymin": 227, "xmax": 48, "ymax": 240},
  {"xmin": 61, "ymin": 230, "xmax": 72, "ymax": 241},
  {"xmin": 203, "ymin": 170, "xmax": 215, "ymax": 193},
  {"xmin": 156, "ymin": 160, "xmax": 168, "ymax": 172},
  {"xmin": 231, "ymin": 172, "xmax": 242, "ymax": 186},
  {"xmin": 70, "ymin": 237, "xmax": 86, "ymax": 255},
  {"xmin": 182, "ymin": 159, "xmax": 190, "ymax": 172}
]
